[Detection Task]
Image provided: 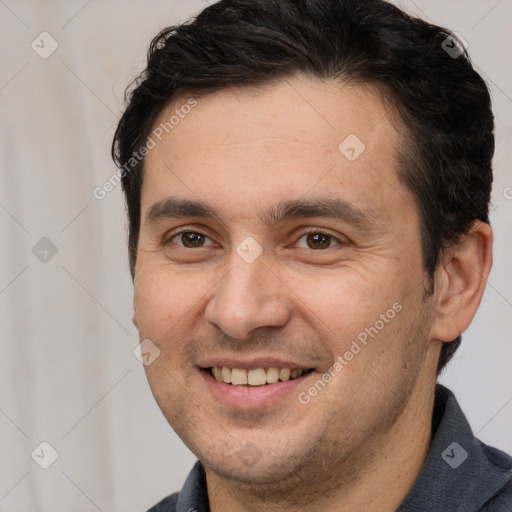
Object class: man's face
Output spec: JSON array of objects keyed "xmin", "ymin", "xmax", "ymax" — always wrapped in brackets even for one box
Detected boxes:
[{"xmin": 134, "ymin": 77, "xmax": 439, "ymax": 485}]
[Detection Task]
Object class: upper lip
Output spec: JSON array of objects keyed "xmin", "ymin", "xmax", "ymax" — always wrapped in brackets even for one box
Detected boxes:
[{"xmin": 198, "ymin": 356, "xmax": 315, "ymax": 371}]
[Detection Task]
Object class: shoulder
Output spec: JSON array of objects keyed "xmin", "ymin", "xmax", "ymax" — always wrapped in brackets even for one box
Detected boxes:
[
  {"xmin": 480, "ymin": 478, "xmax": 512, "ymax": 511},
  {"xmin": 478, "ymin": 442, "xmax": 512, "ymax": 511}
]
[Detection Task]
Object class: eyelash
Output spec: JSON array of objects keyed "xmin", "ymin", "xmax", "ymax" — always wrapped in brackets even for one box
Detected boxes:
[
  {"xmin": 294, "ymin": 229, "xmax": 342, "ymax": 249},
  {"xmin": 167, "ymin": 228, "xmax": 343, "ymax": 250}
]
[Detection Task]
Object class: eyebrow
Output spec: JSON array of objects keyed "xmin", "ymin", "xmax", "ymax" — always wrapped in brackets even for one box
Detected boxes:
[{"xmin": 145, "ymin": 197, "xmax": 379, "ymax": 233}]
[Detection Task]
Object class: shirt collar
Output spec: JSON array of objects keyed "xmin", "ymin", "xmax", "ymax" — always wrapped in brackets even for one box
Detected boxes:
[
  {"xmin": 399, "ymin": 384, "xmax": 512, "ymax": 511},
  {"xmin": 175, "ymin": 460, "xmax": 209, "ymax": 512}
]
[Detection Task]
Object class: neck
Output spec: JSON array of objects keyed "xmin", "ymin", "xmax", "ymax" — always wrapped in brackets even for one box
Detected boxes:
[{"xmin": 206, "ymin": 378, "xmax": 437, "ymax": 512}]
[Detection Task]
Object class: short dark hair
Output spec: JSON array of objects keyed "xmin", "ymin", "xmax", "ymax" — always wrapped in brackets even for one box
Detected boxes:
[{"xmin": 112, "ymin": 0, "xmax": 494, "ymax": 373}]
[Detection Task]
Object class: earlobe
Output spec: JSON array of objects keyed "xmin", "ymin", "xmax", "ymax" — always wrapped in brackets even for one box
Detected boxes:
[{"xmin": 429, "ymin": 221, "xmax": 493, "ymax": 342}]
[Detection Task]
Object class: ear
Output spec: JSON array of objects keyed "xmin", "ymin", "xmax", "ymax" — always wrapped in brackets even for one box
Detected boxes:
[
  {"xmin": 429, "ymin": 221, "xmax": 493, "ymax": 342},
  {"xmin": 132, "ymin": 300, "xmax": 139, "ymax": 329}
]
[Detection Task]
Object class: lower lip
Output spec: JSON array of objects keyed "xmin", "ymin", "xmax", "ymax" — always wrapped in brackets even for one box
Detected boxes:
[{"xmin": 200, "ymin": 369, "xmax": 315, "ymax": 409}]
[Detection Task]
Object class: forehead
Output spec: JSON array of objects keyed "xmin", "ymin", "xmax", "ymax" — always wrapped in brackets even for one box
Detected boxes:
[{"xmin": 142, "ymin": 77, "xmax": 412, "ymax": 223}]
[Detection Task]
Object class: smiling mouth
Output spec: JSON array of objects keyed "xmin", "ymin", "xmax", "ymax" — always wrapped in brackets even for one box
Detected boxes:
[{"xmin": 206, "ymin": 366, "xmax": 315, "ymax": 386}]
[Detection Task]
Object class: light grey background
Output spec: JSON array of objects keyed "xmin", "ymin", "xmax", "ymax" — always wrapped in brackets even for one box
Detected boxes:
[{"xmin": 0, "ymin": 1, "xmax": 511, "ymax": 510}]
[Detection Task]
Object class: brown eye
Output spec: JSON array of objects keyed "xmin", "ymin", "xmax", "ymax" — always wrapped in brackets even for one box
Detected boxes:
[
  {"xmin": 170, "ymin": 231, "xmax": 213, "ymax": 248},
  {"xmin": 296, "ymin": 232, "xmax": 338, "ymax": 250}
]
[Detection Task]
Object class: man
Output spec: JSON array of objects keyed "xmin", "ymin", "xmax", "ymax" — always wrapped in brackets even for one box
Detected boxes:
[{"xmin": 112, "ymin": 0, "xmax": 512, "ymax": 510}]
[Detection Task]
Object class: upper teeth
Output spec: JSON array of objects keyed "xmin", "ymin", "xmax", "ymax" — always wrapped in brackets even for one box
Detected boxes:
[{"xmin": 212, "ymin": 366, "xmax": 306, "ymax": 386}]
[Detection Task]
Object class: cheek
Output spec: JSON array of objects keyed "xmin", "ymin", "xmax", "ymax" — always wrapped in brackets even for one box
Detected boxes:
[
  {"xmin": 291, "ymin": 269, "xmax": 395, "ymax": 344},
  {"xmin": 133, "ymin": 267, "xmax": 207, "ymax": 339}
]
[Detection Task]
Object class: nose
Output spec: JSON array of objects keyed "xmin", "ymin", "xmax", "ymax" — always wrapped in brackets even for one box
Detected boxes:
[{"xmin": 204, "ymin": 251, "xmax": 291, "ymax": 340}]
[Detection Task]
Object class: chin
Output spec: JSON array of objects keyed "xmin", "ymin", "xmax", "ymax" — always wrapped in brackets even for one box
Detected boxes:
[
  {"xmin": 191, "ymin": 432, "xmax": 320, "ymax": 488},
  {"xmin": 204, "ymin": 454, "xmax": 302, "ymax": 486}
]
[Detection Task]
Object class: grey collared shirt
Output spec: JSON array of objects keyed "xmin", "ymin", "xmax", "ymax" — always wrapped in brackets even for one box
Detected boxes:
[{"xmin": 147, "ymin": 385, "xmax": 512, "ymax": 511}]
